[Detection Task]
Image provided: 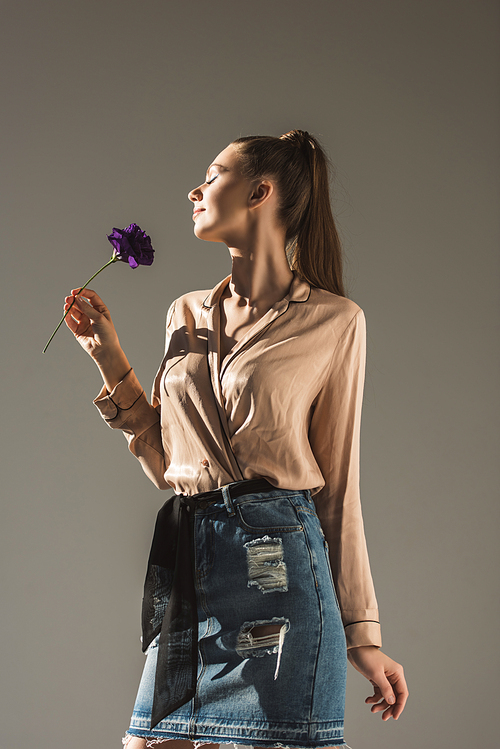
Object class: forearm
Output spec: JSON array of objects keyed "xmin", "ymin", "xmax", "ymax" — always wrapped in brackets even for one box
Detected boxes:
[
  {"xmin": 93, "ymin": 368, "xmax": 171, "ymax": 490},
  {"xmin": 94, "ymin": 346, "xmax": 133, "ymax": 393}
]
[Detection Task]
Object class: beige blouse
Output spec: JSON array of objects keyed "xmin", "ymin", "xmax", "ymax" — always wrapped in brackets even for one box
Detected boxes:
[{"xmin": 94, "ymin": 272, "xmax": 381, "ymax": 650}]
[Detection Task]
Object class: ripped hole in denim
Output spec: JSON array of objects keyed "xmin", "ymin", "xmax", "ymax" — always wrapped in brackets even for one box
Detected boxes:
[
  {"xmin": 244, "ymin": 536, "xmax": 288, "ymax": 593},
  {"xmin": 236, "ymin": 618, "xmax": 290, "ymax": 679}
]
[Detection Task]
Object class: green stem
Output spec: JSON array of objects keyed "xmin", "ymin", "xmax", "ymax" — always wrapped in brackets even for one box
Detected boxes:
[{"xmin": 42, "ymin": 255, "xmax": 119, "ymax": 353}]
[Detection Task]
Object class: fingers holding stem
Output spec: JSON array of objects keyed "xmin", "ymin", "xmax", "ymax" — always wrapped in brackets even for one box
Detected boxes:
[
  {"xmin": 63, "ymin": 291, "xmax": 88, "ymax": 334},
  {"xmin": 42, "ymin": 254, "xmax": 118, "ymax": 353},
  {"xmin": 42, "ymin": 286, "xmax": 88, "ymax": 352}
]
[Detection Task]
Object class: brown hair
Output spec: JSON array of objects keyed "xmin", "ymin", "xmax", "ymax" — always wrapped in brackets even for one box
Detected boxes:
[{"xmin": 232, "ymin": 130, "xmax": 345, "ymax": 297}]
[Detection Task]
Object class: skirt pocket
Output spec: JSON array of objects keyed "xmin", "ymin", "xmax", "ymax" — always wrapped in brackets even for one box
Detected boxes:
[{"xmin": 236, "ymin": 495, "xmax": 304, "ymax": 533}]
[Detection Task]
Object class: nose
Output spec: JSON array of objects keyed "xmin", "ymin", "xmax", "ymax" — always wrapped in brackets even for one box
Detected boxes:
[{"xmin": 188, "ymin": 183, "xmax": 203, "ymax": 203}]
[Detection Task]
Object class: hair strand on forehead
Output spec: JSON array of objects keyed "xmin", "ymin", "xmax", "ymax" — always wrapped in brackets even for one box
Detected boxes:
[{"xmin": 232, "ymin": 130, "xmax": 345, "ymax": 297}]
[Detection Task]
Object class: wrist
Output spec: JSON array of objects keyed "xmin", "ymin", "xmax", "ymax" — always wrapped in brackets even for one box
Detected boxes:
[{"xmin": 95, "ymin": 350, "xmax": 132, "ymax": 393}]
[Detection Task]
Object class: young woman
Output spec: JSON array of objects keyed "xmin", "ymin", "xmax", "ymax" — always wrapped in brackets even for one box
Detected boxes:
[{"xmin": 64, "ymin": 130, "xmax": 408, "ymax": 749}]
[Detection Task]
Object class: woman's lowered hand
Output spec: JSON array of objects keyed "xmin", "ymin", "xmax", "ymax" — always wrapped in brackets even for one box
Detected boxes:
[{"xmin": 347, "ymin": 645, "xmax": 408, "ymax": 721}]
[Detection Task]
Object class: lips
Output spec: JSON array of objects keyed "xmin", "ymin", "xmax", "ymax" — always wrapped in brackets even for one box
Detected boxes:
[{"xmin": 192, "ymin": 208, "xmax": 205, "ymax": 218}]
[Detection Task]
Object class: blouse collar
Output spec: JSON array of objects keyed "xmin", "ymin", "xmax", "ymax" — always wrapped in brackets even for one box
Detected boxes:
[{"xmin": 202, "ymin": 271, "xmax": 311, "ymax": 309}]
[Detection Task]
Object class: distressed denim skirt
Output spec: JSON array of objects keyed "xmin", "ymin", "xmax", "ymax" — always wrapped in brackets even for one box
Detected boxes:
[{"xmin": 123, "ymin": 483, "xmax": 349, "ymax": 748}]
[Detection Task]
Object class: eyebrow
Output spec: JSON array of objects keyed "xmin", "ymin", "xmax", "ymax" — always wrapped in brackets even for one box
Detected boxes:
[{"xmin": 206, "ymin": 162, "xmax": 228, "ymax": 174}]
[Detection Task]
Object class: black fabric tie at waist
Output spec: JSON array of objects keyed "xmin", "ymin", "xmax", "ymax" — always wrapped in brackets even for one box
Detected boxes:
[{"xmin": 141, "ymin": 478, "xmax": 276, "ymax": 730}]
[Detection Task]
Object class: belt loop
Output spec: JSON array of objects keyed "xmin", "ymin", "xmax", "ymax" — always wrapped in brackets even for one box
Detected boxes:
[{"xmin": 221, "ymin": 484, "xmax": 236, "ymax": 516}]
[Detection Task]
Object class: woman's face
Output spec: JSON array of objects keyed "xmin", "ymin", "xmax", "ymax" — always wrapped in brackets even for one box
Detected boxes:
[{"xmin": 188, "ymin": 144, "xmax": 257, "ymax": 244}]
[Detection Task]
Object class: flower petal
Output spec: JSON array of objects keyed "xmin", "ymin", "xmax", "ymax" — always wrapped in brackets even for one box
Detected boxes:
[{"xmin": 107, "ymin": 223, "xmax": 155, "ymax": 268}]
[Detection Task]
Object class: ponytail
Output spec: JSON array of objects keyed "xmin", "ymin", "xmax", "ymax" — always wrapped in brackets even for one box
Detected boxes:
[{"xmin": 232, "ymin": 130, "xmax": 345, "ymax": 297}]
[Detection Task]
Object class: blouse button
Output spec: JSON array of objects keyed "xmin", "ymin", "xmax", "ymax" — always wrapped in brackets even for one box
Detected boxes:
[{"xmin": 201, "ymin": 459, "xmax": 210, "ymax": 467}]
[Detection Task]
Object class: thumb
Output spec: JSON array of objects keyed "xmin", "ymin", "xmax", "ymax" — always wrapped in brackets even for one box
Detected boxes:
[{"xmin": 375, "ymin": 673, "xmax": 395, "ymax": 705}]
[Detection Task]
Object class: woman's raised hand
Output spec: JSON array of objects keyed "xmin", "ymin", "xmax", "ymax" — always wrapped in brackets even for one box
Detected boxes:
[
  {"xmin": 347, "ymin": 646, "xmax": 408, "ymax": 721},
  {"xmin": 64, "ymin": 288, "xmax": 117, "ymax": 358},
  {"xmin": 64, "ymin": 288, "xmax": 131, "ymax": 391}
]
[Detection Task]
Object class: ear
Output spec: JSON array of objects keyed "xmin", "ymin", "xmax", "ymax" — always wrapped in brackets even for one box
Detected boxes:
[{"xmin": 248, "ymin": 180, "xmax": 274, "ymax": 210}]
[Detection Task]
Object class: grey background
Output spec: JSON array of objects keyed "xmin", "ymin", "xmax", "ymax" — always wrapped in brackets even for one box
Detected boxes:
[{"xmin": 1, "ymin": 1, "xmax": 498, "ymax": 747}]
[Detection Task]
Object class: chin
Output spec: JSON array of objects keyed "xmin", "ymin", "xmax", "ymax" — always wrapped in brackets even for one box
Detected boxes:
[
  {"xmin": 194, "ymin": 226, "xmax": 222, "ymax": 243},
  {"xmin": 194, "ymin": 227, "xmax": 210, "ymax": 241},
  {"xmin": 193, "ymin": 223, "xmax": 206, "ymax": 239}
]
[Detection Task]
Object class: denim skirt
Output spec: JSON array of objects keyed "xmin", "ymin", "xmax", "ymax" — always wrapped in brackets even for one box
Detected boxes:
[{"xmin": 123, "ymin": 483, "xmax": 349, "ymax": 748}]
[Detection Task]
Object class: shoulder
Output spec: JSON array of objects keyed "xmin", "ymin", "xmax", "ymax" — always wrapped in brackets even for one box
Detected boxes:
[
  {"xmin": 166, "ymin": 275, "xmax": 230, "ymax": 324},
  {"xmin": 164, "ymin": 288, "xmax": 212, "ymax": 328},
  {"xmin": 309, "ymin": 286, "xmax": 363, "ymax": 316},
  {"xmin": 173, "ymin": 288, "xmax": 211, "ymax": 310},
  {"xmin": 305, "ymin": 286, "xmax": 365, "ymax": 335}
]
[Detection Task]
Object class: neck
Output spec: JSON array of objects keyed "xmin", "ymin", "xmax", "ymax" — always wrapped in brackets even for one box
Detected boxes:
[{"xmin": 225, "ymin": 224, "xmax": 293, "ymax": 308}]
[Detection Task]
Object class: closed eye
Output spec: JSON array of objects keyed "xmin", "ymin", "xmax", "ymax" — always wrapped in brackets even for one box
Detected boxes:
[{"xmin": 206, "ymin": 174, "xmax": 218, "ymax": 185}]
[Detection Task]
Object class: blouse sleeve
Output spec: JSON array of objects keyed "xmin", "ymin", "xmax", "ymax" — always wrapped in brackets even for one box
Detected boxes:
[
  {"xmin": 308, "ymin": 308, "xmax": 382, "ymax": 649},
  {"xmin": 92, "ymin": 302, "xmax": 177, "ymax": 490}
]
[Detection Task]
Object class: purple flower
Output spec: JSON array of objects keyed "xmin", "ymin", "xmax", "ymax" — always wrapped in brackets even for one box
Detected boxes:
[{"xmin": 107, "ymin": 223, "xmax": 155, "ymax": 269}]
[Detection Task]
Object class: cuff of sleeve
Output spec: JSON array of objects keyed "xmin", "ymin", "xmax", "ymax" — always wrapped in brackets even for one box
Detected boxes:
[
  {"xmin": 93, "ymin": 368, "xmax": 144, "ymax": 422},
  {"xmin": 344, "ymin": 620, "xmax": 382, "ymax": 649}
]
